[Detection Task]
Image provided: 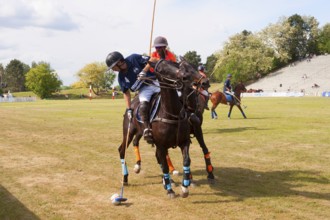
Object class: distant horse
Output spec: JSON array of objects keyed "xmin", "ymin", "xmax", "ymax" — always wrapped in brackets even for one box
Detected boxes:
[
  {"xmin": 247, "ymin": 88, "xmax": 263, "ymax": 93},
  {"xmin": 210, "ymin": 82, "xmax": 247, "ymax": 119},
  {"xmin": 117, "ymin": 59, "xmax": 203, "ymax": 198}
]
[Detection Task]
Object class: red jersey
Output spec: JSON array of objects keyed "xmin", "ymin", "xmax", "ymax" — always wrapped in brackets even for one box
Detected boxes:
[{"xmin": 150, "ymin": 50, "xmax": 176, "ymax": 72}]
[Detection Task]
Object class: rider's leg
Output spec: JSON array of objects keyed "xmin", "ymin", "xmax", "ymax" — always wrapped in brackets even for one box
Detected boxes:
[
  {"xmin": 200, "ymin": 89, "xmax": 209, "ymax": 110},
  {"xmin": 140, "ymin": 101, "xmax": 153, "ymax": 143}
]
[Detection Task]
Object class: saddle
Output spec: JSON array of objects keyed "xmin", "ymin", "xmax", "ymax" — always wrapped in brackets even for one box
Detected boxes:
[{"xmin": 135, "ymin": 93, "xmax": 161, "ymax": 123}]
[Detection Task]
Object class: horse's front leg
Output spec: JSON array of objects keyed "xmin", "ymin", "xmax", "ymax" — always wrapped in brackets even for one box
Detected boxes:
[
  {"xmin": 157, "ymin": 148, "xmax": 176, "ymax": 198},
  {"xmin": 180, "ymin": 141, "xmax": 191, "ymax": 198},
  {"xmin": 236, "ymin": 105, "xmax": 247, "ymax": 119}
]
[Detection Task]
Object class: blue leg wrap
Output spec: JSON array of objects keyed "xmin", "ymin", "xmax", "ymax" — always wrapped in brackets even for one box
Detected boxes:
[
  {"xmin": 121, "ymin": 159, "xmax": 128, "ymax": 175},
  {"xmin": 163, "ymin": 173, "xmax": 172, "ymax": 190},
  {"xmin": 182, "ymin": 166, "xmax": 191, "ymax": 187}
]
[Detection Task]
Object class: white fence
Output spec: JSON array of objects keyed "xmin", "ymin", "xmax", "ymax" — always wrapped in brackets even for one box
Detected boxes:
[
  {"xmin": 0, "ymin": 96, "xmax": 37, "ymax": 103},
  {"xmin": 242, "ymin": 92, "xmax": 305, "ymax": 97}
]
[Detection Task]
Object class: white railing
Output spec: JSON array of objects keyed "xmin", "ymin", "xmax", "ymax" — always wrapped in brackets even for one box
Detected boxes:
[{"xmin": 0, "ymin": 96, "xmax": 37, "ymax": 102}]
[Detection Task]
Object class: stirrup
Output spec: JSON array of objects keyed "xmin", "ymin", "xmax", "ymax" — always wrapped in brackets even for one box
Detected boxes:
[{"xmin": 143, "ymin": 128, "xmax": 153, "ymax": 144}]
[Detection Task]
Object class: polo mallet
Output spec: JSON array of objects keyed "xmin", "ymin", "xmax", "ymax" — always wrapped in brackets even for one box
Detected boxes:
[
  {"xmin": 232, "ymin": 93, "xmax": 247, "ymax": 109},
  {"xmin": 115, "ymin": 116, "xmax": 131, "ymax": 204}
]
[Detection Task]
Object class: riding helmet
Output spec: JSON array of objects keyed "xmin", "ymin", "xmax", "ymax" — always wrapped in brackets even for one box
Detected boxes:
[
  {"xmin": 106, "ymin": 51, "xmax": 124, "ymax": 69},
  {"xmin": 153, "ymin": 36, "xmax": 168, "ymax": 47},
  {"xmin": 227, "ymin": 74, "xmax": 232, "ymax": 77},
  {"xmin": 198, "ymin": 65, "xmax": 205, "ymax": 71}
]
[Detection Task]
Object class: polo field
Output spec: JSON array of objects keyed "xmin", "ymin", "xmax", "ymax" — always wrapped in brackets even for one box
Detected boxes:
[{"xmin": 1, "ymin": 97, "xmax": 329, "ymax": 219}]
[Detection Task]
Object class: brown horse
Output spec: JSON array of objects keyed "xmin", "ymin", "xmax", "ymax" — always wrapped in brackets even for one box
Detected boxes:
[
  {"xmin": 210, "ymin": 82, "xmax": 247, "ymax": 119},
  {"xmin": 117, "ymin": 59, "xmax": 203, "ymax": 198}
]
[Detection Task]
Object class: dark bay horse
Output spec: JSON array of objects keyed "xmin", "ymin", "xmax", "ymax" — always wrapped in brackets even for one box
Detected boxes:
[
  {"xmin": 210, "ymin": 82, "xmax": 247, "ymax": 119},
  {"xmin": 117, "ymin": 59, "xmax": 203, "ymax": 198},
  {"xmin": 165, "ymin": 77, "xmax": 214, "ymax": 182}
]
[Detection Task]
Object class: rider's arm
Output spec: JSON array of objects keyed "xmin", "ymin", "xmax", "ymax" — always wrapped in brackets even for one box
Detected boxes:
[{"xmin": 123, "ymin": 91, "xmax": 131, "ymax": 109}]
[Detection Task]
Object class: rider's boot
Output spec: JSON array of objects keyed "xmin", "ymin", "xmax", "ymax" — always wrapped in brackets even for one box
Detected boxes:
[
  {"xmin": 204, "ymin": 94, "xmax": 210, "ymax": 110},
  {"xmin": 140, "ymin": 101, "xmax": 153, "ymax": 144}
]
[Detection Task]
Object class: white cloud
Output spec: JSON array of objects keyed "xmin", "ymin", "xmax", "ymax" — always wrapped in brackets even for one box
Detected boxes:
[
  {"xmin": 0, "ymin": 0, "xmax": 329, "ymax": 85},
  {"xmin": 0, "ymin": 0, "xmax": 78, "ymax": 30}
]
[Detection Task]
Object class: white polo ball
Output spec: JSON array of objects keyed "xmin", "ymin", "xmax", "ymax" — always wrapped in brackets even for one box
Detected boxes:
[
  {"xmin": 110, "ymin": 193, "xmax": 121, "ymax": 206},
  {"xmin": 172, "ymin": 170, "xmax": 179, "ymax": 176}
]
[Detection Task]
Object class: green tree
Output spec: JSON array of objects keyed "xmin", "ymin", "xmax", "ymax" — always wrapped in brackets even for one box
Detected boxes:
[
  {"xmin": 318, "ymin": 23, "xmax": 330, "ymax": 54},
  {"xmin": 183, "ymin": 51, "xmax": 201, "ymax": 68},
  {"xmin": 25, "ymin": 62, "xmax": 62, "ymax": 99},
  {"xmin": 76, "ymin": 62, "xmax": 115, "ymax": 95},
  {"xmin": 213, "ymin": 30, "xmax": 274, "ymax": 83},
  {"xmin": 0, "ymin": 64, "xmax": 4, "ymax": 94},
  {"xmin": 0, "ymin": 63, "xmax": 4, "ymax": 86},
  {"xmin": 4, "ymin": 59, "xmax": 28, "ymax": 92},
  {"xmin": 205, "ymin": 54, "xmax": 218, "ymax": 81}
]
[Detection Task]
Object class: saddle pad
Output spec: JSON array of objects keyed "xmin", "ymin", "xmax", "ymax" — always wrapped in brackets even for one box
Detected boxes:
[
  {"xmin": 136, "ymin": 95, "xmax": 161, "ymax": 123},
  {"xmin": 225, "ymin": 94, "xmax": 233, "ymax": 102}
]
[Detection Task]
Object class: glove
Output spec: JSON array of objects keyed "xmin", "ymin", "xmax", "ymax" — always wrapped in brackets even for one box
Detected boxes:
[
  {"xmin": 138, "ymin": 71, "xmax": 146, "ymax": 80},
  {"xmin": 127, "ymin": 108, "xmax": 133, "ymax": 121}
]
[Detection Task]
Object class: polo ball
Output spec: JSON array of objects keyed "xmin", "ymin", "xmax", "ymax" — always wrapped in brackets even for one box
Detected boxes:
[{"xmin": 110, "ymin": 193, "xmax": 121, "ymax": 206}]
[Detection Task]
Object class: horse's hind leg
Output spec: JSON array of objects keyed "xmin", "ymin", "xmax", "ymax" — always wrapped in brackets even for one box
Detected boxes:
[
  {"xmin": 228, "ymin": 105, "xmax": 234, "ymax": 118},
  {"xmin": 166, "ymin": 154, "xmax": 179, "ymax": 175},
  {"xmin": 132, "ymin": 134, "xmax": 142, "ymax": 173},
  {"xmin": 191, "ymin": 117, "xmax": 215, "ymax": 181},
  {"xmin": 211, "ymin": 104, "xmax": 219, "ymax": 119}
]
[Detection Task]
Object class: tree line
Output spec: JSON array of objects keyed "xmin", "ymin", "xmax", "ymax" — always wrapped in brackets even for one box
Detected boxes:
[
  {"xmin": 1, "ymin": 14, "xmax": 329, "ymax": 98},
  {"xmin": 203, "ymin": 14, "xmax": 330, "ymax": 85}
]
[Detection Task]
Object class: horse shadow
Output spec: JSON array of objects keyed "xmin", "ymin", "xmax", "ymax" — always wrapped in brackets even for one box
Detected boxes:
[
  {"xmin": 191, "ymin": 167, "xmax": 330, "ymax": 204},
  {"xmin": 0, "ymin": 185, "xmax": 40, "ymax": 220},
  {"xmin": 205, "ymin": 127, "xmax": 269, "ymax": 134}
]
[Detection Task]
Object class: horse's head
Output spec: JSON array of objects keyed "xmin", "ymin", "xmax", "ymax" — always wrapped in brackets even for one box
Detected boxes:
[
  {"xmin": 200, "ymin": 78, "xmax": 210, "ymax": 90},
  {"xmin": 148, "ymin": 59, "xmax": 181, "ymax": 80},
  {"xmin": 148, "ymin": 58, "xmax": 203, "ymax": 87},
  {"xmin": 234, "ymin": 82, "xmax": 247, "ymax": 93},
  {"xmin": 178, "ymin": 57, "xmax": 204, "ymax": 85}
]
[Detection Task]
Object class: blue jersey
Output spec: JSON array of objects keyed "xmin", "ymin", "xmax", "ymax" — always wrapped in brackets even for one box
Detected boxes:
[
  {"xmin": 117, "ymin": 54, "xmax": 153, "ymax": 93},
  {"xmin": 223, "ymin": 79, "xmax": 232, "ymax": 92}
]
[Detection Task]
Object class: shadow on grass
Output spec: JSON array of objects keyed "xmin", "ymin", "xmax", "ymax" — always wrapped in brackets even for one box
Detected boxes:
[
  {"xmin": 191, "ymin": 167, "xmax": 330, "ymax": 203},
  {"xmin": 205, "ymin": 126, "xmax": 269, "ymax": 134},
  {"xmin": 0, "ymin": 185, "xmax": 40, "ymax": 220}
]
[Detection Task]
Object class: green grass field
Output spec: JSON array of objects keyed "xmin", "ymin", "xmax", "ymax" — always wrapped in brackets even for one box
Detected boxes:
[{"xmin": 1, "ymin": 97, "xmax": 329, "ymax": 219}]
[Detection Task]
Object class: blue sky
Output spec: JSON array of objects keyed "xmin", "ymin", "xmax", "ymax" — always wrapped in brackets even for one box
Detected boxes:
[{"xmin": 0, "ymin": 0, "xmax": 329, "ymax": 85}]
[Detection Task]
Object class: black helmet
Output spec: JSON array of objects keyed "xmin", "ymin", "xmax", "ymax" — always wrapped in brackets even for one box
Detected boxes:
[
  {"xmin": 153, "ymin": 36, "xmax": 168, "ymax": 47},
  {"xmin": 106, "ymin": 51, "xmax": 124, "ymax": 69},
  {"xmin": 198, "ymin": 65, "xmax": 205, "ymax": 71}
]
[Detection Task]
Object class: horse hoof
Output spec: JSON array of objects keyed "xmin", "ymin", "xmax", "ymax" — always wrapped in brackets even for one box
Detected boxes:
[
  {"xmin": 172, "ymin": 170, "xmax": 179, "ymax": 175},
  {"xmin": 208, "ymin": 178, "xmax": 216, "ymax": 185},
  {"xmin": 167, "ymin": 189, "xmax": 176, "ymax": 199},
  {"xmin": 181, "ymin": 186, "xmax": 189, "ymax": 198},
  {"xmin": 133, "ymin": 164, "xmax": 141, "ymax": 174},
  {"xmin": 190, "ymin": 180, "xmax": 197, "ymax": 187}
]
